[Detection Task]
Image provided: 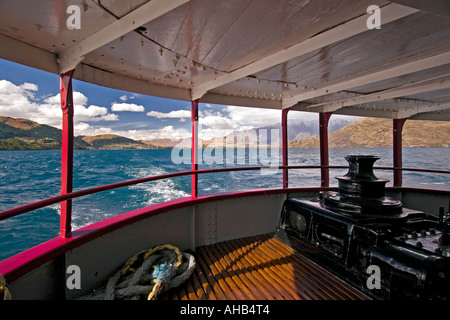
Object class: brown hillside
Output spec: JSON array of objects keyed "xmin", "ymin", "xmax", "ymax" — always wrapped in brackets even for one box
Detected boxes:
[
  {"xmin": 81, "ymin": 134, "xmax": 120, "ymax": 144},
  {"xmin": 289, "ymin": 117, "xmax": 450, "ymax": 148},
  {"xmin": 0, "ymin": 116, "xmax": 40, "ymax": 130}
]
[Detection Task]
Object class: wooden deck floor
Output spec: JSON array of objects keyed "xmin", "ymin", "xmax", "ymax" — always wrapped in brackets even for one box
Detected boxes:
[{"xmin": 160, "ymin": 234, "xmax": 369, "ymax": 300}]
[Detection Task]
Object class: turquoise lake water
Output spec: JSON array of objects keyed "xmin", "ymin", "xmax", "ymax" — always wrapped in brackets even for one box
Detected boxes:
[{"xmin": 0, "ymin": 147, "xmax": 448, "ymax": 260}]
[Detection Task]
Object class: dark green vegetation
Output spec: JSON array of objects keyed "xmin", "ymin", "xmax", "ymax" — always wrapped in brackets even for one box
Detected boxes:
[
  {"xmin": 0, "ymin": 116, "xmax": 156, "ymax": 150},
  {"xmin": 0, "ymin": 116, "xmax": 90, "ymax": 150}
]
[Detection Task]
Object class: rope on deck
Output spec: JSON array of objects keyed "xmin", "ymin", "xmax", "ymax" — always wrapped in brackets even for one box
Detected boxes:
[
  {"xmin": 0, "ymin": 274, "xmax": 12, "ymax": 300},
  {"xmin": 79, "ymin": 244, "xmax": 196, "ymax": 300}
]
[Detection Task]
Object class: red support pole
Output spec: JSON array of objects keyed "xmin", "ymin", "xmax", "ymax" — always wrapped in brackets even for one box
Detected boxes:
[
  {"xmin": 282, "ymin": 108, "xmax": 289, "ymax": 188},
  {"xmin": 393, "ymin": 118, "xmax": 407, "ymax": 187},
  {"xmin": 319, "ymin": 112, "xmax": 333, "ymax": 187},
  {"xmin": 59, "ymin": 70, "xmax": 75, "ymax": 238},
  {"xmin": 191, "ymin": 99, "xmax": 200, "ymax": 198}
]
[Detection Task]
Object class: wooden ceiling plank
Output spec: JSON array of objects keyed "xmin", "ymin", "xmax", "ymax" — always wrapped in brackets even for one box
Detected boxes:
[
  {"xmin": 190, "ymin": 3, "xmax": 418, "ymax": 100},
  {"xmin": 282, "ymin": 50, "xmax": 450, "ymax": 108},
  {"xmin": 57, "ymin": 0, "xmax": 190, "ymax": 73},
  {"xmin": 303, "ymin": 74, "xmax": 450, "ymax": 113}
]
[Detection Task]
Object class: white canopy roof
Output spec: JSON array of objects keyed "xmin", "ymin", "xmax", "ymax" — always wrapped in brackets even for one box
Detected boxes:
[{"xmin": 0, "ymin": 0, "xmax": 449, "ymax": 120}]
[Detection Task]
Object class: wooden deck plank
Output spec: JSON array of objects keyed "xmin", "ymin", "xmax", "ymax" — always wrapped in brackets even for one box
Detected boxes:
[
  {"xmin": 208, "ymin": 244, "xmax": 262, "ymax": 299},
  {"xmin": 226, "ymin": 237, "xmax": 297, "ymax": 299},
  {"xmin": 212, "ymin": 241, "xmax": 272, "ymax": 300},
  {"xmin": 241, "ymin": 236, "xmax": 323, "ymax": 300},
  {"xmin": 232, "ymin": 237, "xmax": 305, "ymax": 299},
  {"xmin": 215, "ymin": 241, "xmax": 276, "ymax": 300},
  {"xmin": 256, "ymin": 235, "xmax": 350, "ymax": 299},
  {"xmin": 160, "ymin": 234, "xmax": 369, "ymax": 300},
  {"xmin": 197, "ymin": 246, "xmax": 240, "ymax": 300},
  {"xmin": 194, "ymin": 254, "xmax": 221, "ymax": 300},
  {"xmin": 216, "ymin": 240, "xmax": 283, "ymax": 300},
  {"xmin": 275, "ymin": 235, "xmax": 367, "ymax": 300},
  {"xmin": 189, "ymin": 264, "xmax": 209, "ymax": 300},
  {"xmin": 224, "ymin": 240, "xmax": 303, "ymax": 299}
]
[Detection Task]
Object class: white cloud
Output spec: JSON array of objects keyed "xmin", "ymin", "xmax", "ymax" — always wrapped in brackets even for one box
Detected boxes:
[
  {"xmin": 75, "ymin": 104, "xmax": 119, "ymax": 122},
  {"xmin": 118, "ymin": 95, "xmax": 135, "ymax": 102},
  {"xmin": 145, "ymin": 107, "xmax": 279, "ymax": 139},
  {"xmin": 74, "ymin": 122, "xmax": 114, "ymax": 136},
  {"xmin": 74, "ymin": 123, "xmax": 190, "ymax": 141},
  {"xmin": 20, "ymin": 82, "xmax": 38, "ymax": 92},
  {"xmin": 199, "ymin": 110, "xmax": 254, "ymax": 138},
  {"xmin": 0, "ymin": 80, "xmax": 118, "ymax": 128},
  {"xmin": 146, "ymin": 106, "xmax": 280, "ymax": 128},
  {"xmin": 44, "ymin": 91, "xmax": 88, "ymax": 106},
  {"xmin": 73, "ymin": 91, "xmax": 89, "ymax": 106},
  {"xmin": 146, "ymin": 110, "xmax": 191, "ymax": 119},
  {"xmin": 223, "ymin": 105, "xmax": 354, "ymax": 126},
  {"xmin": 111, "ymin": 102, "xmax": 145, "ymax": 112},
  {"xmin": 42, "ymin": 94, "xmax": 59, "ymax": 105},
  {"xmin": 225, "ymin": 106, "xmax": 281, "ymax": 127},
  {"xmin": 200, "ymin": 114, "xmax": 240, "ymax": 130},
  {"xmin": 0, "ymin": 80, "xmax": 35, "ymax": 106},
  {"xmin": 151, "ymin": 125, "xmax": 190, "ymax": 140}
]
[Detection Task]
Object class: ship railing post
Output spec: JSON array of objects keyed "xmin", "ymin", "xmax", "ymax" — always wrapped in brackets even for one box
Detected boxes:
[
  {"xmin": 59, "ymin": 70, "xmax": 75, "ymax": 238},
  {"xmin": 282, "ymin": 108, "xmax": 289, "ymax": 188},
  {"xmin": 320, "ymin": 112, "xmax": 333, "ymax": 188},
  {"xmin": 393, "ymin": 118, "xmax": 407, "ymax": 187},
  {"xmin": 191, "ymin": 99, "xmax": 200, "ymax": 198}
]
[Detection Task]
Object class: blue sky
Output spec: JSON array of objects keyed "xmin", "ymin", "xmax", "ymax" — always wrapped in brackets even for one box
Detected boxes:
[{"xmin": 0, "ymin": 57, "xmax": 354, "ymax": 141}]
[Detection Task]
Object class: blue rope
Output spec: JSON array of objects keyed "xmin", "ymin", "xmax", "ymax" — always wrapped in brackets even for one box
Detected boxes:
[{"xmin": 152, "ymin": 262, "xmax": 176, "ymax": 283}]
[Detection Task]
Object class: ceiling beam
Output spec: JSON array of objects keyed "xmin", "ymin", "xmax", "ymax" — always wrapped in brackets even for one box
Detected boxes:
[
  {"xmin": 0, "ymin": 34, "xmax": 59, "ymax": 74},
  {"xmin": 75, "ymin": 63, "xmax": 191, "ymax": 101},
  {"xmin": 301, "ymin": 74, "xmax": 450, "ymax": 113},
  {"xmin": 201, "ymin": 92, "xmax": 282, "ymax": 110},
  {"xmin": 57, "ymin": 0, "xmax": 190, "ymax": 73},
  {"xmin": 190, "ymin": 3, "xmax": 418, "ymax": 101},
  {"xmin": 321, "ymin": 100, "xmax": 450, "ymax": 119},
  {"xmin": 396, "ymin": 101, "xmax": 450, "ymax": 118},
  {"xmin": 410, "ymin": 110, "xmax": 450, "ymax": 121},
  {"xmin": 389, "ymin": 0, "xmax": 450, "ymax": 19},
  {"xmin": 282, "ymin": 50, "xmax": 450, "ymax": 108},
  {"xmin": 75, "ymin": 63, "xmax": 283, "ymax": 110}
]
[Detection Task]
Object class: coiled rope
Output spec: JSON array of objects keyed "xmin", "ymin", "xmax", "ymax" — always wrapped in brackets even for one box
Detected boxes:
[
  {"xmin": 0, "ymin": 274, "xmax": 12, "ymax": 300},
  {"xmin": 79, "ymin": 244, "xmax": 195, "ymax": 300}
]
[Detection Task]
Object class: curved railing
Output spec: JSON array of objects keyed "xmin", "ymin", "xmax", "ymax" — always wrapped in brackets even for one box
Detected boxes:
[
  {"xmin": 0, "ymin": 166, "xmax": 269, "ymax": 221},
  {"xmin": 1, "ymin": 165, "xmax": 449, "ymax": 224}
]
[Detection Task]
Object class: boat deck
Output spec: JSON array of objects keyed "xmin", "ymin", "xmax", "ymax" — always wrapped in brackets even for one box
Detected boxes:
[{"xmin": 160, "ymin": 234, "xmax": 369, "ymax": 300}]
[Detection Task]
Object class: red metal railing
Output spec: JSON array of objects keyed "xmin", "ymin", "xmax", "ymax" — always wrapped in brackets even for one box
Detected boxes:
[
  {"xmin": 60, "ymin": 70, "xmax": 75, "ymax": 238},
  {"xmin": 1, "ymin": 165, "xmax": 449, "ymax": 224}
]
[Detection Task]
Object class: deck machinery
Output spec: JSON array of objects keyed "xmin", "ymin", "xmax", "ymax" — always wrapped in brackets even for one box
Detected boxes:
[{"xmin": 277, "ymin": 155, "xmax": 450, "ymax": 300}]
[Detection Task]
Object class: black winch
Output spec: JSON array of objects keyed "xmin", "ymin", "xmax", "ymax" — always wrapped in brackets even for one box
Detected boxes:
[
  {"xmin": 276, "ymin": 155, "xmax": 450, "ymax": 300},
  {"xmin": 320, "ymin": 155, "xmax": 402, "ymax": 215}
]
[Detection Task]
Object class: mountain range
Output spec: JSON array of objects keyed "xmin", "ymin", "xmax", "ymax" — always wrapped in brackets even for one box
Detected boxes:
[
  {"xmin": 0, "ymin": 116, "xmax": 151, "ymax": 150},
  {"xmin": 0, "ymin": 115, "xmax": 448, "ymax": 150},
  {"xmin": 288, "ymin": 117, "xmax": 449, "ymax": 148}
]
